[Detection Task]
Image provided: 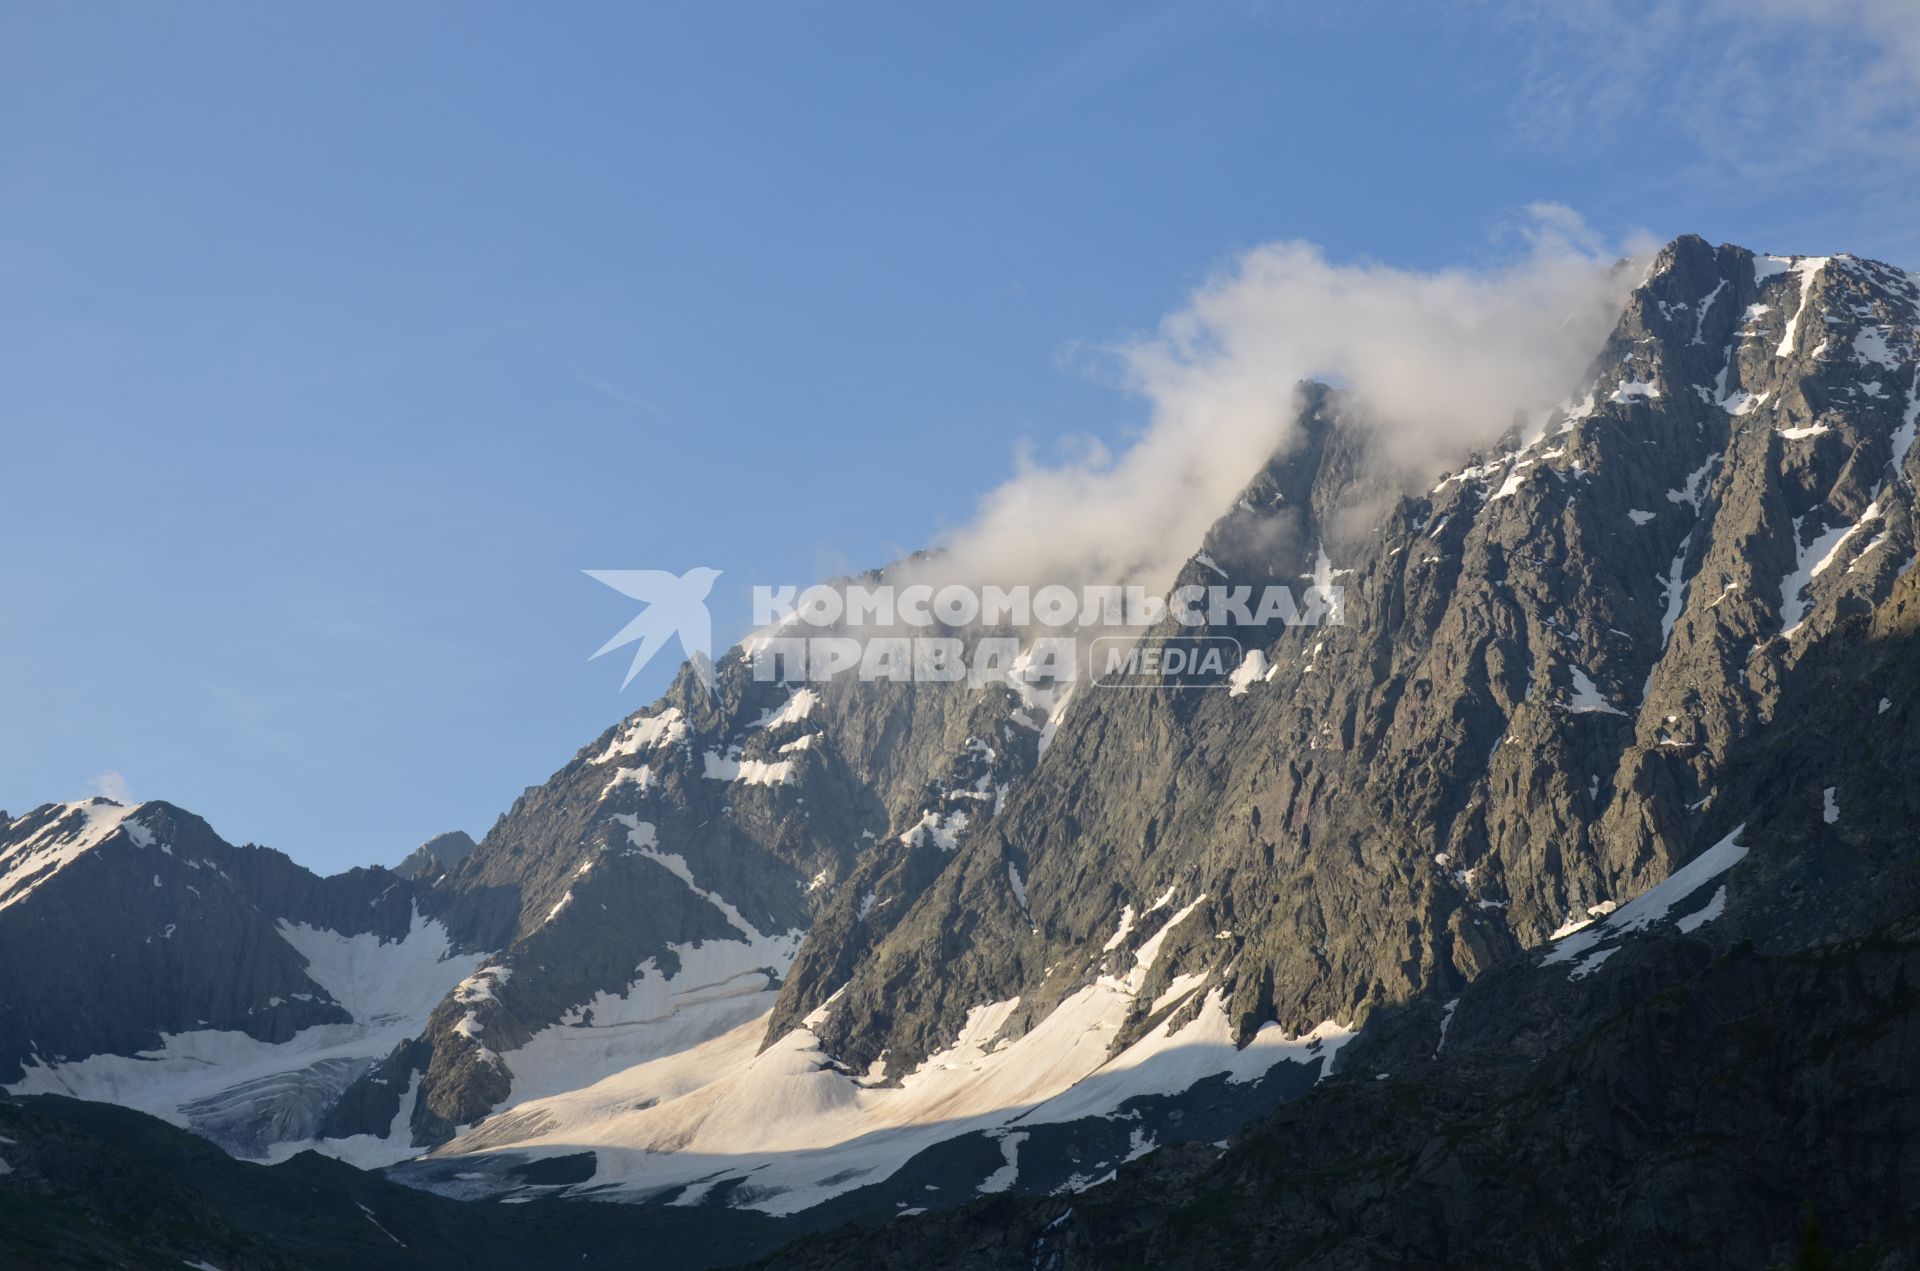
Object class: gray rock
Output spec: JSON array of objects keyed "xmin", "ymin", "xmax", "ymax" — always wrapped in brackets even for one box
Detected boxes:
[{"xmin": 394, "ymin": 831, "xmax": 476, "ymax": 880}]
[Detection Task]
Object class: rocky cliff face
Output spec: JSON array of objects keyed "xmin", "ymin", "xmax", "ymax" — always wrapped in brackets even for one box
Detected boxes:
[
  {"xmin": 774, "ymin": 235, "xmax": 1920, "ymax": 1093},
  {"xmin": 758, "ymin": 546, "xmax": 1920, "ymax": 1271}
]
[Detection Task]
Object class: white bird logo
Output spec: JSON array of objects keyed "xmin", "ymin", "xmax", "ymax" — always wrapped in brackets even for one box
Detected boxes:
[{"xmin": 584, "ymin": 566, "xmax": 722, "ymax": 692}]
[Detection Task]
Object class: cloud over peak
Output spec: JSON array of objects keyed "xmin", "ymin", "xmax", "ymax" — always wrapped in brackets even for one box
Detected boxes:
[{"xmin": 926, "ymin": 206, "xmax": 1646, "ymax": 593}]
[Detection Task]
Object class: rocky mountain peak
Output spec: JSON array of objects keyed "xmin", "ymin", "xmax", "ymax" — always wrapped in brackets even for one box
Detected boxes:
[{"xmin": 395, "ymin": 830, "xmax": 477, "ymax": 881}]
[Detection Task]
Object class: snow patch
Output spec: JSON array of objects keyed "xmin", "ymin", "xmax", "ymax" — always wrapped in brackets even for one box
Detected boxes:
[
  {"xmin": 1781, "ymin": 506, "xmax": 1879, "ymax": 637},
  {"xmin": 1433, "ymin": 998, "xmax": 1459, "ymax": 1057},
  {"xmin": 1565, "ymin": 666, "xmax": 1625, "ymax": 716},
  {"xmin": 1854, "ymin": 325, "xmax": 1899, "ymax": 369},
  {"xmin": 753, "ymin": 688, "xmax": 820, "ymax": 732},
  {"xmin": 1487, "ymin": 462, "xmax": 1533, "ymax": 502},
  {"xmin": 1657, "ymin": 533, "xmax": 1693, "ymax": 651},
  {"xmin": 1892, "ymin": 375, "xmax": 1920, "ymax": 483},
  {"xmin": 978, "ymin": 1130, "xmax": 1028, "ymax": 1194},
  {"xmin": 1691, "ymin": 279, "xmax": 1726, "ymax": 345},
  {"xmin": 603, "ymin": 765, "xmax": 655, "ymax": 797},
  {"xmin": 900, "ymin": 809, "xmax": 969, "ymax": 853},
  {"xmin": 1675, "ymin": 886, "xmax": 1727, "ymax": 933},
  {"xmin": 1774, "ymin": 257, "xmax": 1829, "ymax": 357},
  {"xmin": 1567, "ymin": 946, "xmax": 1618, "ymax": 979},
  {"xmin": 593, "ymin": 709, "xmax": 688, "ymax": 764},
  {"xmin": 1667, "ymin": 454, "xmax": 1719, "ymax": 510},
  {"xmin": 703, "ymin": 751, "xmax": 794, "ymax": 786},
  {"xmin": 1544, "ymin": 826, "xmax": 1748, "ymax": 970},
  {"xmin": 1608, "ymin": 379, "xmax": 1660, "ymax": 403},
  {"xmin": 6, "ymin": 907, "xmax": 479, "ymax": 1166},
  {"xmin": 1226, "ymin": 649, "xmax": 1270, "ymax": 697}
]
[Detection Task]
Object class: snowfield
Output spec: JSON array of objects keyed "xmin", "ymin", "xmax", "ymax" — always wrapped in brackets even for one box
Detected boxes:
[
  {"xmin": 426, "ymin": 892, "xmax": 1354, "ymax": 1214},
  {"xmin": 5, "ymin": 906, "xmax": 482, "ymax": 1167}
]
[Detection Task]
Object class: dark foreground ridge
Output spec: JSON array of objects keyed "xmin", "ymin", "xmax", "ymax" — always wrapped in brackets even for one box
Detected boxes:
[
  {"xmin": 755, "ymin": 923, "xmax": 1920, "ymax": 1270},
  {"xmin": 0, "ymin": 1094, "xmax": 811, "ymax": 1271}
]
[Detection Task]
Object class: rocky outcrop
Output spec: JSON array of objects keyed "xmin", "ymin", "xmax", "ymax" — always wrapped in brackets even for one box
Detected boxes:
[{"xmin": 394, "ymin": 831, "xmax": 476, "ymax": 881}]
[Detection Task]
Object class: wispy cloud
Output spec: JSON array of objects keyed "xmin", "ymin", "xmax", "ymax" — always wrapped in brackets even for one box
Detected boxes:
[
  {"xmin": 86, "ymin": 770, "xmax": 133, "ymax": 804},
  {"xmin": 922, "ymin": 206, "xmax": 1644, "ymax": 593},
  {"xmin": 570, "ymin": 370, "xmax": 674, "ymax": 426},
  {"xmin": 980, "ymin": 3, "xmax": 1202, "ymax": 135},
  {"xmin": 1502, "ymin": 0, "xmax": 1920, "ymax": 206}
]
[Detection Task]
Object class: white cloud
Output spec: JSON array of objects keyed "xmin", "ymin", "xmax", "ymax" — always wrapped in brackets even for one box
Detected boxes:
[
  {"xmin": 86, "ymin": 771, "xmax": 133, "ymax": 804},
  {"xmin": 1730, "ymin": 0, "xmax": 1920, "ymax": 91},
  {"xmin": 920, "ymin": 206, "xmax": 1643, "ymax": 594},
  {"xmin": 1505, "ymin": 0, "xmax": 1920, "ymax": 189}
]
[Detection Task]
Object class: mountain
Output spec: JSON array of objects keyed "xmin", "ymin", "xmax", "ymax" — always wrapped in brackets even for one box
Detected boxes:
[
  {"xmin": 365, "ymin": 234, "xmax": 1920, "ymax": 1217},
  {"xmin": 5, "ymin": 234, "xmax": 1920, "ymax": 1265},
  {"xmin": 775, "ymin": 236, "xmax": 1920, "ymax": 1092},
  {"xmin": 758, "ymin": 552, "xmax": 1920, "ymax": 1268},
  {"xmin": 395, "ymin": 831, "xmax": 477, "ymax": 882},
  {"xmin": 0, "ymin": 801, "xmax": 490, "ymax": 1161}
]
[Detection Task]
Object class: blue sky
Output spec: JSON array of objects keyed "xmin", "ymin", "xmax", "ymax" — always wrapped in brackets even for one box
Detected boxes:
[{"xmin": 4, "ymin": 1, "xmax": 1917, "ymax": 871}]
